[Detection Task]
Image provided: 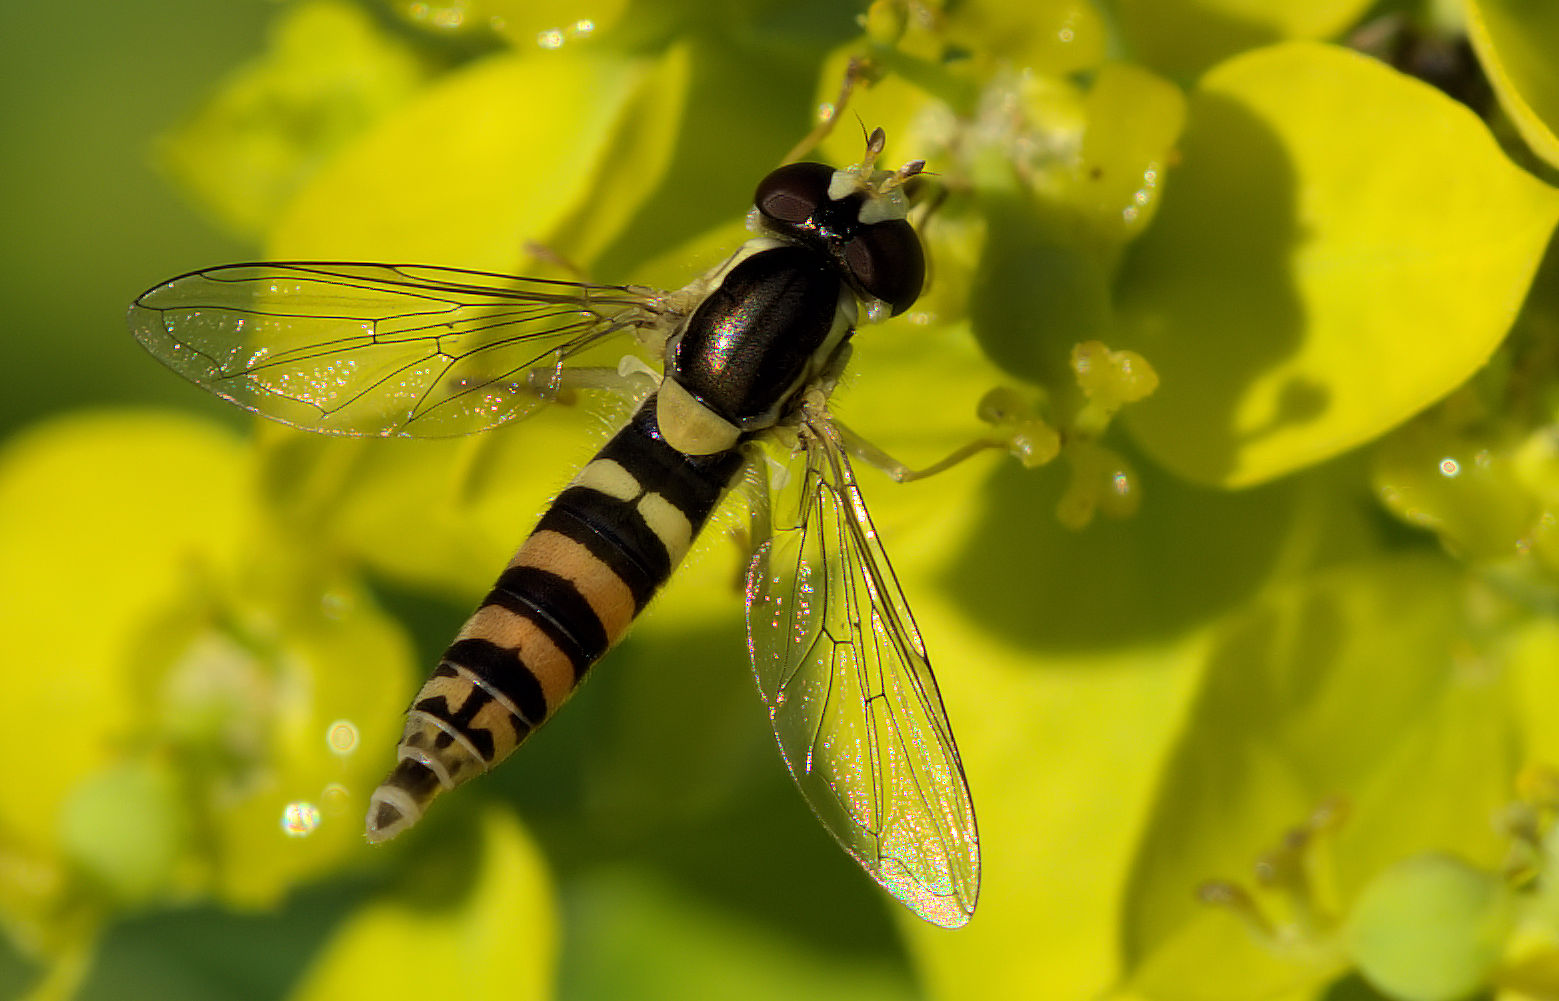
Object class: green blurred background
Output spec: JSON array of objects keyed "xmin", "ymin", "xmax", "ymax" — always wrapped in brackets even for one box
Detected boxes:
[{"xmin": 0, "ymin": 0, "xmax": 268, "ymax": 435}]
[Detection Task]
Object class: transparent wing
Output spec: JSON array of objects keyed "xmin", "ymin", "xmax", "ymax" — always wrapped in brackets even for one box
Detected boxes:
[
  {"xmin": 128, "ymin": 262, "xmax": 677, "ymax": 437},
  {"xmin": 745, "ymin": 413, "xmax": 980, "ymax": 928}
]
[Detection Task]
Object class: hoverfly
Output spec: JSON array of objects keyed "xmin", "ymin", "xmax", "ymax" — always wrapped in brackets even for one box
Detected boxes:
[{"xmin": 129, "ymin": 128, "xmax": 980, "ymax": 928}]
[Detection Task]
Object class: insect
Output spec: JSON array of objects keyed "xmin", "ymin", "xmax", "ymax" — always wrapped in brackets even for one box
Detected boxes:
[{"xmin": 128, "ymin": 128, "xmax": 980, "ymax": 927}]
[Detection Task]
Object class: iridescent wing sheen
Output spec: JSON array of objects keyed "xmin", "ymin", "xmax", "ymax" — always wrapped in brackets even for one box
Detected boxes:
[
  {"xmin": 744, "ymin": 413, "xmax": 980, "ymax": 928},
  {"xmin": 128, "ymin": 262, "xmax": 678, "ymax": 437}
]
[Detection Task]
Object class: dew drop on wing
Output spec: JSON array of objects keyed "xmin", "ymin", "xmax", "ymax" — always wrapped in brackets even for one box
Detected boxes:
[{"xmin": 265, "ymin": 356, "xmax": 359, "ymax": 409}]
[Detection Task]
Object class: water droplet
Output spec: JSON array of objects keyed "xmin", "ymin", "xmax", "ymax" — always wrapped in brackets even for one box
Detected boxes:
[
  {"xmin": 319, "ymin": 590, "xmax": 349, "ymax": 620},
  {"xmin": 321, "ymin": 783, "xmax": 351, "ymax": 816},
  {"xmin": 431, "ymin": 3, "xmax": 464, "ymax": 28},
  {"xmin": 327, "ymin": 719, "xmax": 360, "ymax": 755},
  {"xmin": 281, "ymin": 801, "xmax": 321, "ymax": 837},
  {"xmin": 1439, "ymin": 457, "xmax": 1460, "ymax": 478}
]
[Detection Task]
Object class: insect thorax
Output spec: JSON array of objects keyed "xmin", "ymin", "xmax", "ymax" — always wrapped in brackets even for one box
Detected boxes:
[
  {"xmin": 666, "ymin": 242, "xmax": 856, "ymax": 439},
  {"xmin": 656, "ymin": 152, "xmax": 927, "ymax": 457}
]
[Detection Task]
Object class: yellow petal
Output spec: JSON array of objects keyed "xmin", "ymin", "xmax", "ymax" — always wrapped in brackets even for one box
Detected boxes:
[{"xmin": 1117, "ymin": 42, "xmax": 1559, "ymax": 488}]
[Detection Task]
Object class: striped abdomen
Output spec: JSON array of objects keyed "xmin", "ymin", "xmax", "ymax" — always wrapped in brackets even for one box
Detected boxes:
[{"xmin": 366, "ymin": 394, "xmax": 745, "ymax": 840}]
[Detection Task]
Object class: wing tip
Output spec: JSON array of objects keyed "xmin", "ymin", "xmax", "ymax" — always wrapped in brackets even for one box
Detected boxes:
[{"xmin": 881, "ymin": 866, "xmax": 979, "ymax": 929}]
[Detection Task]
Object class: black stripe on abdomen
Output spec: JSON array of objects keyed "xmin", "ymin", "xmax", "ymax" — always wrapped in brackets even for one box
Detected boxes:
[
  {"xmin": 598, "ymin": 396, "xmax": 743, "ymax": 527},
  {"xmin": 536, "ymin": 488, "xmax": 669, "ymax": 607},
  {"xmin": 438, "ymin": 641, "xmax": 546, "ymax": 728},
  {"xmin": 484, "ymin": 565, "xmax": 609, "ymax": 675},
  {"xmin": 369, "ymin": 393, "xmax": 750, "ymax": 844}
]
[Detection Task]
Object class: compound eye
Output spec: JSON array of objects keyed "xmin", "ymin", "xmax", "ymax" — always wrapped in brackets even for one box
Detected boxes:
[
  {"xmin": 754, "ymin": 162, "xmax": 834, "ymax": 225},
  {"xmin": 842, "ymin": 219, "xmax": 925, "ymax": 316}
]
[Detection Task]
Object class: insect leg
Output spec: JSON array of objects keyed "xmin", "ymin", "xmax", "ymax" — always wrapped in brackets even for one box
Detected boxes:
[
  {"xmin": 720, "ymin": 446, "xmax": 783, "ymax": 594},
  {"xmin": 520, "ymin": 241, "xmax": 589, "ymax": 281},
  {"xmin": 830, "ymin": 417, "xmax": 1009, "ymax": 483},
  {"xmin": 525, "ymin": 358, "xmax": 659, "ymax": 406}
]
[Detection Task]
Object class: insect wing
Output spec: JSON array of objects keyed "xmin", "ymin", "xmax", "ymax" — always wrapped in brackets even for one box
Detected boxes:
[
  {"xmin": 129, "ymin": 262, "xmax": 671, "ymax": 436},
  {"xmin": 745, "ymin": 417, "xmax": 979, "ymax": 927}
]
